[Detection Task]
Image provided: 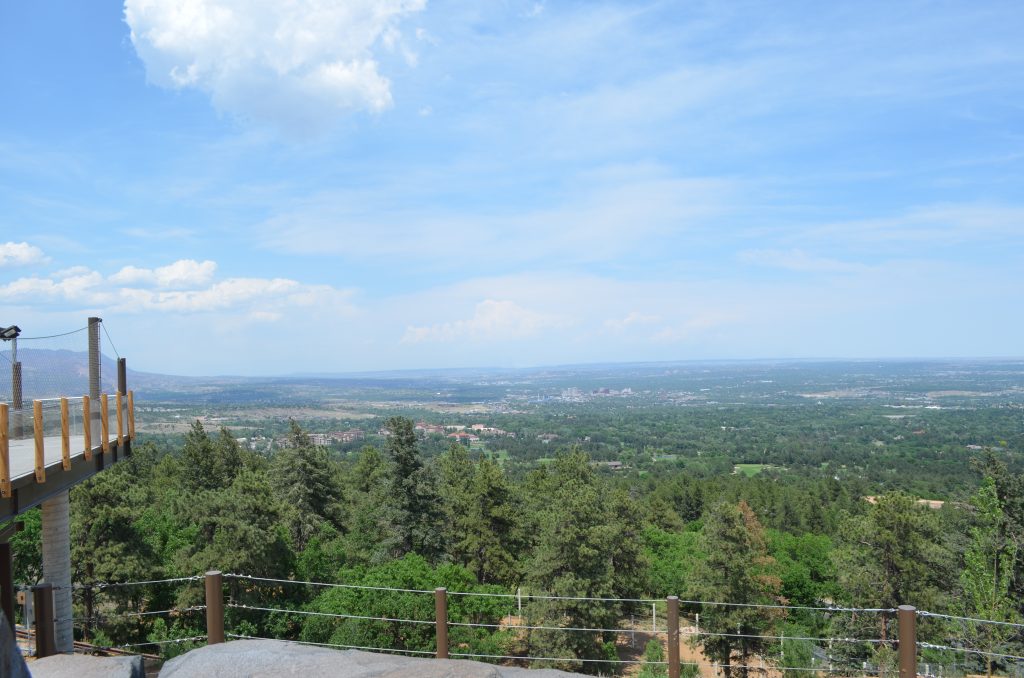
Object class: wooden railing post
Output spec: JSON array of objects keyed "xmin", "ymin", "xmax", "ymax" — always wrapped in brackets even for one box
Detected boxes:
[
  {"xmin": 0, "ymin": 404, "xmax": 9, "ymax": 498},
  {"xmin": 116, "ymin": 391, "xmax": 124, "ymax": 450},
  {"xmin": 127, "ymin": 390, "xmax": 136, "ymax": 441},
  {"xmin": 667, "ymin": 596, "xmax": 680, "ymax": 678},
  {"xmin": 60, "ymin": 397, "xmax": 70, "ymax": 471},
  {"xmin": 898, "ymin": 605, "xmax": 917, "ymax": 678},
  {"xmin": 206, "ymin": 571, "xmax": 225, "ymax": 644},
  {"xmin": 32, "ymin": 582, "xmax": 55, "ymax": 658},
  {"xmin": 100, "ymin": 393, "xmax": 109, "ymax": 454},
  {"xmin": 33, "ymin": 400, "xmax": 45, "ymax": 483},
  {"xmin": 82, "ymin": 396, "xmax": 92, "ymax": 460},
  {"xmin": 435, "ymin": 587, "xmax": 448, "ymax": 659}
]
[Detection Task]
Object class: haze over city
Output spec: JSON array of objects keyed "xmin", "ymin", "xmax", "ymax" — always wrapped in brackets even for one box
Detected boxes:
[{"xmin": 2, "ymin": 1, "xmax": 1023, "ymax": 375}]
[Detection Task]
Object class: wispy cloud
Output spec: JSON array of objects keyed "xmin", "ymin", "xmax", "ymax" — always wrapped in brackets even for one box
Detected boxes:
[
  {"xmin": 738, "ymin": 249, "xmax": 868, "ymax": 274},
  {"xmin": 402, "ymin": 299, "xmax": 569, "ymax": 344},
  {"xmin": 257, "ymin": 167, "xmax": 735, "ymax": 268}
]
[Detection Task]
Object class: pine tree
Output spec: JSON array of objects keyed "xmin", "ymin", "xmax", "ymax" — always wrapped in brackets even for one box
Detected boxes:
[
  {"xmin": 179, "ymin": 421, "xmax": 241, "ymax": 492},
  {"xmin": 71, "ymin": 448, "xmax": 160, "ymax": 642},
  {"xmin": 692, "ymin": 501, "xmax": 783, "ymax": 678},
  {"xmin": 378, "ymin": 417, "xmax": 442, "ymax": 561},
  {"xmin": 524, "ymin": 449, "xmax": 643, "ymax": 674},
  {"xmin": 343, "ymin": 445, "xmax": 391, "ymax": 564},
  {"xmin": 464, "ymin": 455, "xmax": 523, "ymax": 586},
  {"xmin": 273, "ymin": 420, "xmax": 344, "ymax": 551}
]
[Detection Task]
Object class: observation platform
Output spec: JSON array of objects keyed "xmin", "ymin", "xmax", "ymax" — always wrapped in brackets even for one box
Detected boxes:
[{"xmin": 0, "ymin": 394, "xmax": 135, "ymax": 522}]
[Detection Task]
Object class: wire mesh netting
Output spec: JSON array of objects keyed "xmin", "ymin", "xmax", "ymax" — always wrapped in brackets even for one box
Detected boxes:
[{"xmin": 0, "ymin": 322, "xmax": 121, "ymax": 405}]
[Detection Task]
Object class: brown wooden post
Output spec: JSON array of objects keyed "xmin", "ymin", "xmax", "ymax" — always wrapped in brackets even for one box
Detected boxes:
[
  {"xmin": 82, "ymin": 395, "xmax": 92, "ymax": 460},
  {"xmin": 60, "ymin": 397, "xmax": 70, "ymax": 471},
  {"xmin": 898, "ymin": 605, "xmax": 917, "ymax": 678},
  {"xmin": 667, "ymin": 596, "xmax": 680, "ymax": 678},
  {"xmin": 206, "ymin": 571, "xmax": 225, "ymax": 644},
  {"xmin": 117, "ymin": 358, "xmax": 126, "ymax": 397},
  {"xmin": 128, "ymin": 390, "xmax": 136, "ymax": 440},
  {"xmin": 33, "ymin": 400, "xmax": 45, "ymax": 483},
  {"xmin": 116, "ymin": 391, "xmax": 124, "ymax": 449},
  {"xmin": 435, "ymin": 587, "xmax": 448, "ymax": 659},
  {"xmin": 33, "ymin": 582, "xmax": 56, "ymax": 658},
  {"xmin": 128, "ymin": 390, "xmax": 135, "ymax": 440},
  {"xmin": 100, "ymin": 393, "xmax": 109, "ymax": 454},
  {"xmin": 0, "ymin": 404, "xmax": 9, "ymax": 498}
]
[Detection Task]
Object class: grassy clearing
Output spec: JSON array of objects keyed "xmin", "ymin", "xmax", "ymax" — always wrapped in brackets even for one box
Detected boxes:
[{"xmin": 734, "ymin": 463, "xmax": 775, "ymax": 477}]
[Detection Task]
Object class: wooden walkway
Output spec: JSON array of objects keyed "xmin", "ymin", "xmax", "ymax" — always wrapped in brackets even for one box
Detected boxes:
[{"xmin": 0, "ymin": 393, "xmax": 135, "ymax": 521}]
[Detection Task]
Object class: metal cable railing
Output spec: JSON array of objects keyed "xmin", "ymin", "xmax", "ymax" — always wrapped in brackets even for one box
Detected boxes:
[{"xmin": 16, "ymin": 570, "xmax": 1022, "ymax": 675}]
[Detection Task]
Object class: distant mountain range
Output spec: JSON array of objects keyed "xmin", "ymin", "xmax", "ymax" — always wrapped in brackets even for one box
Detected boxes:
[{"xmin": 0, "ymin": 348, "xmax": 202, "ymax": 401}]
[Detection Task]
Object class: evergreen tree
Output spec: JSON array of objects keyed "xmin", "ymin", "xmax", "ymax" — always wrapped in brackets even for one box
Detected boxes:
[
  {"xmin": 177, "ymin": 468, "xmax": 293, "ymax": 590},
  {"xmin": 960, "ymin": 477, "xmax": 1020, "ymax": 677},
  {"xmin": 463, "ymin": 455, "xmax": 523, "ymax": 586},
  {"xmin": 378, "ymin": 417, "xmax": 442, "ymax": 561},
  {"xmin": 692, "ymin": 501, "xmax": 783, "ymax": 678},
  {"xmin": 179, "ymin": 421, "xmax": 241, "ymax": 492},
  {"xmin": 273, "ymin": 420, "xmax": 344, "ymax": 551},
  {"xmin": 524, "ymin": 449, "xmax": 644, "ymax": 674},
  {"xmin": 832, "ymin": 492, "xmax": 954, "ymax": 667},
  {"xmin": 71, "ymin": 447, "xmax": 160, "ymax": 642},
  {"xmin": 343, "ymin": 445, "xmax": 391, "ymax": 564},
  {"xmin": 834, "ymin": 492, "xmax": 951, "ymax": 611}
]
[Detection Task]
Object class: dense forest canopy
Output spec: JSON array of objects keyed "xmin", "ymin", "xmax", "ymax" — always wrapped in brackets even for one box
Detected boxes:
[{"xmin": 5, "ymin": 360, "xmax": 1024, "ymax": 674}]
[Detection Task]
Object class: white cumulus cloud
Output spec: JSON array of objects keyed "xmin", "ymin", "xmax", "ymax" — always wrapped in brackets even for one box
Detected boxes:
[
  {"xmin": 0, "ymin": 242, "xmax": 48, "ymax": 267},
  {"xmin": 402, "ymin": 299, "xmax": 568, "ymax": 344},
  {"xmin": 0, "ymin": 259, "xmax": 356, "ymax": 318},
  {"xmin": 109, "ymin": 259, "xmax": 217, "ymax": 289},
  {"xmin": 124, "ymin": 0, "xmax": 427, "ymax": 130}
]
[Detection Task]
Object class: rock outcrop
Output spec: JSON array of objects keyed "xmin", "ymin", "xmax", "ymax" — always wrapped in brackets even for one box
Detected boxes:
[
  {"xmin": 158, "ymin": 640, "xmax": 586, "ymax": 677},
  {"xmin": 29, "ymin": 653, "xmax": 144, "ymax": 678}
]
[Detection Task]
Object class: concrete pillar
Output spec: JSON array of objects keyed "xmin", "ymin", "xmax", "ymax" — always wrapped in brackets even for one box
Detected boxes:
[{"xmin": 41, "ymin": 491, "xmax": 72, "ymax": 652}]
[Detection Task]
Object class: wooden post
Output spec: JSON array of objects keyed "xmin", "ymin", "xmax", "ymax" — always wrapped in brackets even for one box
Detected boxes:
[
  {"xmin": 33, "ymin": 582, "xmax": 56, "ymax": 658},
  {"xmin": 667, "ymin": 596, "xmax": 680, "ymax": 678},
  {"xmin": 435, "ymin": 587, "xmax": 448, "ymax": 659},
  {"xmin": 898, "ymin": 605, "xmax": 917, "ymax": 678},
  {"xmin": 205, "ymin": 571, "xmax": 224, "ymax": 645},
  {"xmin": 33, "ymin": 400, "xmax": 45, "ymax": 483},
  {"xmin": 117, "ymin": 358, "xmax": 126, "ymax": 397},
  {"xmin": 116, "ymin": 391, "xmax": 124, "ymax": 449},
  {"xmin": 100, "ymin": 393, "xmax": 109, "ymax": 454},
  {"xmin": 82, "ymin": 396, "xmax": 92, "ymax": 460},
  {"xmin": 0, "ymin": 404, "xmax": 9, "ymax": 498},
  {"xmin": 60, "ymin": 398, "xmax": 70, "ymax": 471},
  {"xmin": 128, "ymin": 390, "xmax": 135, "ymax": 440}
]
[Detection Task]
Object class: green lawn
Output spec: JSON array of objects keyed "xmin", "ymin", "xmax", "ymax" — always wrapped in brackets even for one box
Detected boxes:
[{"xmin": 734, "ymin": 463, "xmax": 776, "ymax": 477}]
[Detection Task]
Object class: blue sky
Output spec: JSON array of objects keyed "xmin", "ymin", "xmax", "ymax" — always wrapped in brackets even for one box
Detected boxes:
[{"xmin": 1, "ymin": 1, "xmax": 1022, "ymax": 375}]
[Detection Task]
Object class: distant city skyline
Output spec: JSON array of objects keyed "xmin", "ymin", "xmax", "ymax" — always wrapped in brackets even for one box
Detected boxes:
[{"xmin": 2, "ymin": 1, "xmax": 1022, "ymax": 376}]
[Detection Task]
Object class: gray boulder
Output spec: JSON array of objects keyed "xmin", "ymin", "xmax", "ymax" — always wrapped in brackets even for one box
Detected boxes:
[
  {"xmin": 30, "ymin": 653, "xmax": 144, "ymax": 678},
  {"xmin": 159, "ymin": 640, "xmax": 585, "ymax": 677}
]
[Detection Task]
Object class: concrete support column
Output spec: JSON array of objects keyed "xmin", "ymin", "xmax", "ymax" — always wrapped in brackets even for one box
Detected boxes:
[{"xmin": 41, "ymin": 491, "xmax": 73, "ymax": 652}]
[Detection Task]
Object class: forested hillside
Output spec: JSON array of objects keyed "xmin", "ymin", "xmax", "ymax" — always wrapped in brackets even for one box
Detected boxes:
[{"xmin": 8, "ymin": 412, "xmax": 1022, "ymax": 675}]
